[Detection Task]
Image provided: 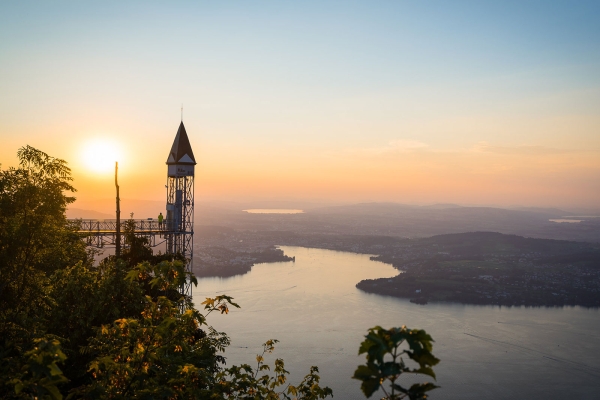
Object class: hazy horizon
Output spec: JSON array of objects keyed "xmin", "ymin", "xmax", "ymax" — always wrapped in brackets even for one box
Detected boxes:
[{"xmin": 68, "ymin": 197, "xmax": 600, "ymax": 217}]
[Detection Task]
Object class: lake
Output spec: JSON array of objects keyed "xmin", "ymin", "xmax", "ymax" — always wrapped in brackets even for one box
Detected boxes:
[{"xmin": 193, "ymin": 246, "xmax": 600, "ymax": 399}]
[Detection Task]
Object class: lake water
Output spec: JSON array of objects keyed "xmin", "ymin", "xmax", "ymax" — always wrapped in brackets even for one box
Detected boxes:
[{"xmin": 193, "ymin": 246, "xmax": 600, "ymax": 399}]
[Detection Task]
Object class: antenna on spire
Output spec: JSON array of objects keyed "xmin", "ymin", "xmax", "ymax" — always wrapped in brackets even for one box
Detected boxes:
[{"xmin": 181, "ymin": 104, "xmax": 183, "ymax": 122}]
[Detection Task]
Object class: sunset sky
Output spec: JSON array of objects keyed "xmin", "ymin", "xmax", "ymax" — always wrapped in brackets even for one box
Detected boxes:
[{"xmin": 1, "ymin": 1, "xmax": 599, "ymax": 211}]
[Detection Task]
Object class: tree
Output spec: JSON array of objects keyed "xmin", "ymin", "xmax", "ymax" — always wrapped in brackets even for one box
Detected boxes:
[
  {"xmin": 72, "ymin": 261, "xmax": 230, "ymax": 398},
  {"xmin": 119, "ymin": 219, "xmax": 182, "ymax": 268},
  {"xmin": 353, "ymin": 326, "xmax": 439, "ymax": 400},
  {"xmin": 45, "ymin": 260, "xmax": 144, "ymax": 389},
  {"xmin": 0, "ymin": 146, "xmax": 89, "ymax": 397}
]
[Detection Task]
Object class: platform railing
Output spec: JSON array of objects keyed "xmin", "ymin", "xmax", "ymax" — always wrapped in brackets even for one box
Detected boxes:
[{"xmin": 71, "ymin": 219, "xmax": 173, "ymax": 233}]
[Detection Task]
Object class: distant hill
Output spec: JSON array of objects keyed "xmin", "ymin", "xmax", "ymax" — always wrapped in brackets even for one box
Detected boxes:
[
  {"xmin": 420, "ymin": 203, "xmax": 464, "ymax": 209},
  {"xmin": 419, "ymin": 231, "xmax": 593, "ymax": 255},
  {"xmin": 508, "ymin": 206, "xmax": 571, "ymax": 216},
  {"xmin": 310, "ymin": 202, "xmax": 417, "ymax": 215},
  {"xmin": 246, "ymin": 202, "xmax": 600, "ymax": 242},
  {"xmin": 197, "ymin": 200, "xmax": 338, "ymax": 211}
]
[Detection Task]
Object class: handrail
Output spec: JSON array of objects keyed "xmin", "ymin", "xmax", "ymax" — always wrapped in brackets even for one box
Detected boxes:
[{"xmin": 68, "ymin": 219, "xmax": 188, "ymax": 233}]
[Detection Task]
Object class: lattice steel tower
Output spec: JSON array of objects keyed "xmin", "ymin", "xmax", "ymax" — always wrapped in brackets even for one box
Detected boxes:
[{"xmin": 165, "ymin": 121, "xmax": 196, "ymax": 297}]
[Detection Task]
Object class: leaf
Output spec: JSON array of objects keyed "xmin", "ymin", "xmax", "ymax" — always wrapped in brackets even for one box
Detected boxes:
[
  {"xmin": 14, "ymin": 381, "xmax": 24, "ymax": 394},
  {"xmin": 381, "ymin": 361, "xmax": 401, "ymax": 377},
  {"xmin": 201, "ymin": 298, "xmax": 215, "ymax": 307},
  {"xmin": 49, "ymin": 363, "xmax": 64, "ymax": 376},
  {"xmin": 358, "ymin": 338, "xmax": 375, "ymax": 355},
  {"xmin": 352, "ymin": 365, "xmax": 376, "ymax": 381},
  {"xmin": 415, "ymin": 366, "xmax": 436, "ymax": 380},
  {"xmin": 407, "ymin": 382, "xmax": 439, "ymax": 399},
  {"xmin": 43, "ymin": 383, "xmax": 64, "ymax": 400},
  {"xmin": 360, "ymin": 377, "xmax": 380, "ymax": 398}
]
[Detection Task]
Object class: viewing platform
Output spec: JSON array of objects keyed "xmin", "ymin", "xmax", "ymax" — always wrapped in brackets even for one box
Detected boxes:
[{"xmin": 69, "ymin": 218, "xmax": 192, "ymax": 248}]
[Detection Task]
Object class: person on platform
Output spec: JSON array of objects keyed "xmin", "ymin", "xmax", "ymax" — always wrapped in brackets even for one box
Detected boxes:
[{"xmin": 158, "ymin": 212, "xmax": 164, "ymax": 230}]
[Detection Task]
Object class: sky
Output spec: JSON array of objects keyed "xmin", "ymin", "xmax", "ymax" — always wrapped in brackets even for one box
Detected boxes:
[{"xmin": 1, "ymin": 1, "xmax": 599, "ymax": 211}]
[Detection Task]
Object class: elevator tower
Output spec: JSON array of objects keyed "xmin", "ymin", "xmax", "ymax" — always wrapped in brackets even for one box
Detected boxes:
[{"xmin": 165, "ymin": 121, "xmax": 196, "ymax": 297}]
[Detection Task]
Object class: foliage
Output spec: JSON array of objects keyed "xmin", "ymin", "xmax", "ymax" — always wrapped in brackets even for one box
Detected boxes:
[
  {"xmin": 353, "ymin": 326, "xmax": 439, "ymax": 400},
  {"xmin": 0, "ymin": 145, "xmax": 87, "ymax": 276},
  {"xmin": 211, "ymin": 339, "xmax": 333, "ymax": 399},
  {"xmin": 76, "ymin": 296, "xmax": 230, "ymax": 398},
  {"xmin": 0, "ymin": 146, "xmax": 88, "ymax": 397},
  {"xmin": 8, "ymin": 338, "xmax": 68, "ymax": 400},
  {"xmin": 119, "ymin": 219, "xmax": 184, "ymax": 268},
  {"xmin": 126, "ymin": 258, "xmax": 193, "ymax": 305},
  {"xmin": 46, "ymin": 260, "xmax": 144, "ymax": 388}
]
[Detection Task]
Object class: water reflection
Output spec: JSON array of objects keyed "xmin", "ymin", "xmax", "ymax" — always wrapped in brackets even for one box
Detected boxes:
[{"xmin": 194, "ymin": 246, "xmax": 600, "ymax": 400}]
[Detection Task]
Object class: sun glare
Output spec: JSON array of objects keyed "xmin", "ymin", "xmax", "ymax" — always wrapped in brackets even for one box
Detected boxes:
[{"xmin": 81, "ymin": 138, "xmax": 123, "ymax": 174}]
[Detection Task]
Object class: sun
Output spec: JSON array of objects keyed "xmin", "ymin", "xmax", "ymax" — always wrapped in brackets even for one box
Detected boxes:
[{"xmin": 81, "ymin": 138, "xmax": 123, "ymax": 173}]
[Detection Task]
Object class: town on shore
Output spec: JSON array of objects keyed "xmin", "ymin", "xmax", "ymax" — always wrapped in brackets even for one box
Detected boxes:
[{"xmin": 194, "ymin": 227, "xmax": 600, "ymax": 307}]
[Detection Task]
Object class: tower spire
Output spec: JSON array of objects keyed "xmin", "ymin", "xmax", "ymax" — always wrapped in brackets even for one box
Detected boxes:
[
  {"xmin": 165, "ymin": 121, "xmax": 195, "ymax": 299},
  {"xmin": 166, "ymin": 122, "xmax": 196, "ymax": 165}
]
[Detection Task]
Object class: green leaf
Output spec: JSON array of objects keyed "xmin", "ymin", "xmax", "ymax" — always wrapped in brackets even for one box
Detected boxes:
[
  {"xmin": 360, "ymin": 377, "xmax": 381, "ymax": 398},
  {"xmin": 381, "ymin": 361, "xmax": 401, "ymax": 377},
  {"xmin": 407, "ymin": 382, "xmax": 439, "ymax": 399},
  {"xmin": 354, "ymin": 325, "xmax": 440, "ymax": 400},
  {"xmin": 352, "ymin": 365, "xmax": 377, "ymax": 380},
  {"xmin": 42, "ymin": 382, "xmax": 64, "ymax": 400},
  {"xmin": 14, "ymin": 381, "xmax": 24, "ymax": 394}
]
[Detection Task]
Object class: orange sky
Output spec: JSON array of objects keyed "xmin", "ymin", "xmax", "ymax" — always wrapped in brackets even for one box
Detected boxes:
[{"xmin": 1, "ymin": 2, "xmax": 599, "ymax": 212}]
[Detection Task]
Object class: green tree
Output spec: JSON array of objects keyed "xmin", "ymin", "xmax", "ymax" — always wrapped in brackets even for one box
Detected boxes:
[
  {"xmin": 8, "ymin": 338, "xmax": 68, "ymax": 400},
  {"xmin": 45, "ymin": 260, "xmax": 144, "ymax": 390},
  {"xmin": 353, "ymin": 326, "xmax": 439, "ymax": 400},
  {"xmin": 0, "ymin": 146, "xmax": 88, "ymax": 397},
  {"xmin": 119, "ymin": 219, "xmax": 182, "ymax": 268},
  {"xmin": 76, "ymin": 292, "xmax": 231, "ymax": 398}
]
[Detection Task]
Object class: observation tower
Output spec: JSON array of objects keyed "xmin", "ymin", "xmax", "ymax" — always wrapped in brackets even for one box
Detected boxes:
[{"xmin": 165, "ymin": 121, "xmax": 196, "ymax": 297}]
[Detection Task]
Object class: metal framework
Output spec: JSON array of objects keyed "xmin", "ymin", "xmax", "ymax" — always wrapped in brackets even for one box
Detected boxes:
[
  {"xmin": 73, "ymin": 219, "xmax": 166, "ymax": 249},
  {"xmin": 165, "ymin": 175, "xmax": 194, "ymax": 298}
]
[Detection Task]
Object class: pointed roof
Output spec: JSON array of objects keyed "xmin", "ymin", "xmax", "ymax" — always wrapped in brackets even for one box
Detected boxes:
[{"xmin": 166, "ymin": 122, "xmax": 196, "ymax": 165}]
